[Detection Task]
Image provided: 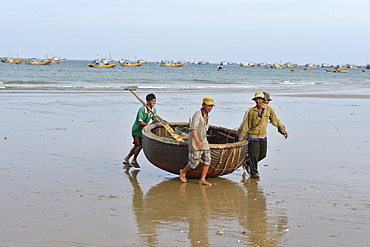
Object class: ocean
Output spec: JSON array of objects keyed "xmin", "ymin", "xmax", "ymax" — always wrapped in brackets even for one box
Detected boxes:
[{"xmin": 1, "ymin": 60, "xmax": 370, "ymax": 92}]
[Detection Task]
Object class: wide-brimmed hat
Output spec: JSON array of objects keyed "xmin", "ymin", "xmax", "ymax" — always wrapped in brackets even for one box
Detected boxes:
[
  {"xmin": 202, "ymin": 97, "xmax": 215, "ymax": 106},
  {"xmin": 263, "ymin": 92, "xmax": 272, "ymax": 101},
  {"xmin": 252, "ymin": 92, "xmax": 265, "ymax": 100}
]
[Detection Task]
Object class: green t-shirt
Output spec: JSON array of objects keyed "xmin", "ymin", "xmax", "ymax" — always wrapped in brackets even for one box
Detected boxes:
[{"xmin": 131, "ymin": 105, "xmax": 157, "ymax": 137}]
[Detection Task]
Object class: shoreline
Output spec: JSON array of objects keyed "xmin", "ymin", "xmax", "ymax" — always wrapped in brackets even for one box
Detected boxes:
[
  {"xmin": 2, "ymin": 87, "xmax": 370, "ymax": 97},
  {"xmin": 278, "ymin": 93, "xmax": 370, "ymax": 99}
]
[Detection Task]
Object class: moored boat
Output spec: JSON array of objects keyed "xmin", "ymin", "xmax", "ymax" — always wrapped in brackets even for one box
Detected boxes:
[
  {"xmin": 88, "ymin": 58, "xmax": 116, "ymax": 68},
  {"xmin": 285, "ymin": 63, "xmax": 298, "ymax": 68},
  {"xmin": 220, "ymin": 61, "xmax": 237, "ymax": 66},
  {"xmin": 291, "ymin": 69, "xmax": 301, "ymax": 71},
  {"xmin": 119, "ymin": 59, "xmax": 142, "ymax": 67},
  {"xmin": 159, "ymin": 60, "xmax": 184, "ymax": 67},
  {"xmin": 305, "ymin": 63, "xmax": 319, "ymax": 68},
  {"xmin": 321, "ymin": 63, "xmax": 333, "ymax": 68},
  {"xmin": 194, "ymin": 61, "xmax": 210, "ymax": 65},
  {"xmin": 50, "ymin": 56, "xmax": 62, "ymax": 64},
  {"xmin": 217, "ymin": 65, "xmax": 228, "ymax": 71},
  {"xmin": 25, "ymin": 58, "xmax": 52, "ymax": 65},
  {"xmin": 1, "ymin": 57, "xmax": 24, "ymax": 64},
  {"xmin": 346, "ymin": 64, "xmax": 357, "ymax": 69},
  {"xmin": 142, "ymin": 122, "xmax": 248, "ymax": 178},
  {"xmin": 333, "ymin": 69, "xmax": 349, "ymax": 73},
  {"xmin": 271, "ymin": 63, "xmax": 286, "ymax": 69},
  {"xmin": 240, "ymin": 62, "xmax": 255, "ymax": 67}
]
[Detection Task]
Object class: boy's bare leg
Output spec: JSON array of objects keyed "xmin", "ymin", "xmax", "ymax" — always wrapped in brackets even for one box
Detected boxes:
[
  {"xmin": 124, "ymin": 145, "xmax": 136, "ymax": 163},
  {"xmin": 131, "ymin": 146, "xmax": 142, "ymax": 165}
]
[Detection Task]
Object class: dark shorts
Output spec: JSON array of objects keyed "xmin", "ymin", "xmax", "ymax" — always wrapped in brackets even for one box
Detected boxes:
[{"xmin": 133, "ymin": 136, "xmax": 142, "ymax": 146}]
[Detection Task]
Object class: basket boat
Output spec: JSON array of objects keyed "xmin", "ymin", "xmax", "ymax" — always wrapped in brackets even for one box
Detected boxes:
[{"xmin": 142, "ymin": 122, "xmax": 248, "ymax": 178}]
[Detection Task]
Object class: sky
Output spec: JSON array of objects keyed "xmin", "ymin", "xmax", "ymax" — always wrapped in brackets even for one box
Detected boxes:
[{"xmin": 1, "ymin": 0, "xmax": 369, "ymax": 65}]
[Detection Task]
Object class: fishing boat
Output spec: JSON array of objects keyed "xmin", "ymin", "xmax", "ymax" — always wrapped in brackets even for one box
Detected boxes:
[
  {"xmin": 240, "ymin": 62, "xmax": 255, "ymax": 67},
  {"xmin": 1, "ymin": 57, "xmax": 23, "ymax": 64},
  {"xmin": 271, "ymin": 63, "xmax": 286, "ymax": 69},
  {"xmin": 285, "ymin": 63, "xmax": 298, "ymax": 68},
  {"xmin": 291, "ymin": 69, "xmax": 301, "ymax": 72},
  {"xmin": 333, "ymin": 69, "xmax": 349, "ymax": 73},
  {"xmin": 142, "ymin": 122, "xmax": 248, "ymax": 178},
  {"xmin": 160, "ymin": 63, "xmax": 184, "ymax": 67},
  {"xmin": 25, "ymin": 58, "xmax": 52, "ymax": 65},
  {"xmin": 362, "ymin": 70, "xmax": 370, "ymax": 72},
  {"xmin": 220, "ymin": 61, "xmax": 237, "ymax": 66},
  {"xmin": 304, "ymin": 68, "xmax": 312, "ymax": 71},
  {"xmin": 217, "ymin": 65, "xmax": 228, "ymax": 71},
  {"xmin": 88, "ymin": 58, "xmax": 116, "ymax": 68},
  {"xmin": 346, "ymin": 64, "xmax": 357, "ymax": 69},
  {"xmin": 50, "ymin": 56, "xmax": 62, "ymax": 64},
  {"xmin": 119, "ymin": 59, "xmax": 142, "ymax": 67},
  {"xmin": 159, "ymin": 60, "xmax": 185, "ymax": 67},
  {"xmin": 321, "ymin": 63, "xmax": 333, "ymax": 68},
  {"xmin": 305, "ymin": 63, "xmax": 319, "ymax": 68},
  {"xmin": 194, "ymin": 61, "xmax": 210, "ymax": 65}
]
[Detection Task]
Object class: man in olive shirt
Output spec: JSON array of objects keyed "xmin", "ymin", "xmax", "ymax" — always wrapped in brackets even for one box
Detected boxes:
[{"xmin": 238, "ymin": 92, "xmax": 288, "ymax": 179}]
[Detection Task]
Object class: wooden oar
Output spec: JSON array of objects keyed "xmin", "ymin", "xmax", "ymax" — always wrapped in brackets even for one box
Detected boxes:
[{"xmin": 125, "ymin": 89, "xmax": 185, "ymax": 142}]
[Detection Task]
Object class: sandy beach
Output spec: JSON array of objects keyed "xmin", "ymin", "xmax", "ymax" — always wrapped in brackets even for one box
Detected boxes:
[{"xmin": 1, "ymin": 90, "xmax": 370, "ymax": 246}]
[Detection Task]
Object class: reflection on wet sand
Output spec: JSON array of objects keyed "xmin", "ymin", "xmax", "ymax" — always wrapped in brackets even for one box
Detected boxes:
[
  {"xmin": 240, "ymin": 173, "xmax": 288, "ymax": 246},
  {"xmin": 124, "ymin": 169, "xmax": 287, "ymax": 246}
]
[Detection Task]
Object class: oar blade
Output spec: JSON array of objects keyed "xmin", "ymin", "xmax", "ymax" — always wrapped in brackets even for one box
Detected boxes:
[{"xmin": 162, "ymin": 124, "xmax": 184, "ymax": 142}]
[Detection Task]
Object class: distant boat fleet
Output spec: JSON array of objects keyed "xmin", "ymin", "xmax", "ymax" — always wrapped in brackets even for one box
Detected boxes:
[
  {"xmin": 68, "ymin": 54, "xmax": 370, "ymax": 73},
  {"xmin": 1, "ymin": 56, "xmax": 64, "ymax": 65},
  {"xmin": 2, "ymin": 55, "xmax": 370, "ymax": 72}
]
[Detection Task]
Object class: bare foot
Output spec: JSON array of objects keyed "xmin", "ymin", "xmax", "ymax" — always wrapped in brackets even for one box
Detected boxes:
[
  {"xmin": 199, "ymin": 180, "xmax": 212, "ymax": 186},
  {"xmin": 179, "ymin": 169, "xmax": 187, "ymax": 183}
]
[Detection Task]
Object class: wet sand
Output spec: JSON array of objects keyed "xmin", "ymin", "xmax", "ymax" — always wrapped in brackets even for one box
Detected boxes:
[{"xmin": 1, "ymin": 90, "xmax": 370, "ymax": 246}]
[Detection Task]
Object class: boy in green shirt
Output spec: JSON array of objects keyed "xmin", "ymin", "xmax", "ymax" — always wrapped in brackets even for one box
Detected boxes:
[{"xmin": 123, "ymin": 93, "xmax": 157, "ymax": 168}]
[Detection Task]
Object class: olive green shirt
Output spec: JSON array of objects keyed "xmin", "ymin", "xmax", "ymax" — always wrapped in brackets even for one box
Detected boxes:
[{"xmin": 238, "ymin": 104, "xmax": 286, "ymax": 141}]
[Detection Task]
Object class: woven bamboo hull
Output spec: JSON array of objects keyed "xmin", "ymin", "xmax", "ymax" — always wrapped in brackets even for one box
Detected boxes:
[{"xmin": 142, "ymin": 122, "xmax": 248, "ymax": 178}]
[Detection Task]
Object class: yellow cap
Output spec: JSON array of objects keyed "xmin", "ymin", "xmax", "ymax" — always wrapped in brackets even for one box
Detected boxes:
[{"xmin": 202, "ymin": 97, "xmax": 215, "ymax": 106}]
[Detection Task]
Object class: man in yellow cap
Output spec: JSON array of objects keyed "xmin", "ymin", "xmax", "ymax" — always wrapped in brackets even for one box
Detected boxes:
[
  {"xmin": 180, "ymin": 97, "xmax": 214, "ymax": 186},
  {"xmin": 238, "ymin": 92, "xmax": 288, "ymax": 179}
]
